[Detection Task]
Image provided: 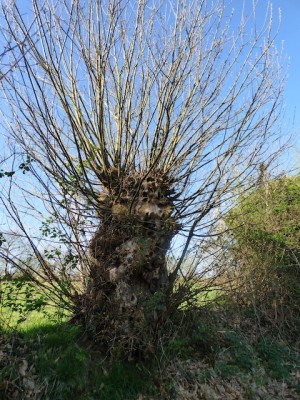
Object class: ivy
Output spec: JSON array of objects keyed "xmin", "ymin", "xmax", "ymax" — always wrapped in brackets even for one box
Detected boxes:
[
  {"xmin": 0, "ymin": 170, "xmax": 15, "ymax": 178},
  {"xmin": 0, "ymin": 232, "xmax": 6, "ymax": 247},
  {"xmin": 0, "ymin": 155, "xmax": 34, "ymax": 178}
]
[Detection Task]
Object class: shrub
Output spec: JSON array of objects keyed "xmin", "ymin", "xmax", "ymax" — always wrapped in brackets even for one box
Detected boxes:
[{"xmin": 226, "ymin": 175, "xmax": 300, "ymax": 337}]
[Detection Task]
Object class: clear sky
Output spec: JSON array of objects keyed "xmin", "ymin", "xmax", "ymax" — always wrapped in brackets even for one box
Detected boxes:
[
  {"xmin": 269, "ymin": 0, "xmax": 300, "ymax": 130},
  {"xmin": 254, "ymin": 0, "xmax": 300, "ymax": 168}
]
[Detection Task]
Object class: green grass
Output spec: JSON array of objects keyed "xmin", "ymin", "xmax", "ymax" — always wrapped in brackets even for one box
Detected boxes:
[
  {"xmin": 196, "ymin": 285, "xmax": 224, "ymax": 305},
  {"xmin": 256, "ymin": 336, "xmax": 300, "ymax": 380},
  {"xmin": 176, "ymin": 280, "xmax": 224, "ymax": 310},
  {"xmin": 1, "ymin": 279, "xmax": 300, "ymax": 399},
  {"xmin": 0, "ymin": 280, "xmax": 158, "ymax": 400},
  {"xmin": 0, "ymin": 279, "xmax": 69, "ymax": 332},
  {"xmin": 5, "ymin": 322, "xmax": 157, "ymax": 400}
]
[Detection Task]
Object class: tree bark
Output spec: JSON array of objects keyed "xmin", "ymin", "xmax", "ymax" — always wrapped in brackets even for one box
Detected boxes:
[{"xmin": 76, "ymin": 169, "xmax": 178, "ymax": 355}]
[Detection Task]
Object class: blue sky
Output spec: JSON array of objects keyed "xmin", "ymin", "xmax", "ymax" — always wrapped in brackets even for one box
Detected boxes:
[
  {"xmin": 270, "ymin": 0, "xmax": 300, "ymax": 129},
  {"xmin": 256, "ymin": 0, "xmax": 300, "ymax": 166},
  {"xmin": 226, "ymin": 0, "xmax": 300, "ymax": 171}
]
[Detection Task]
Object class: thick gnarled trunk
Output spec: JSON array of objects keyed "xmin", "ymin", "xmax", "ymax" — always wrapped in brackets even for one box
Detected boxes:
[{"xmin": 79, "ymin": 170, "xmax": 178, "ymax": 355}]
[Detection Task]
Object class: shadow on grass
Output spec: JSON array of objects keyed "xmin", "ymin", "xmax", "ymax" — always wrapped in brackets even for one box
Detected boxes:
[{"xmin": 5, "ymin": 321, "xmax": 158, "ymax": 400}]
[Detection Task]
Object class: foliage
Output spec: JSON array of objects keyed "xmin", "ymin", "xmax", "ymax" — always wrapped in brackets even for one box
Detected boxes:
[
  {"xmin": 226, "ymin": 175, "xmax": 300, "ymax": 336},
  {"xmin": 256, "ymin": 336, "xmax": 300, "ymax": 380},
  {"xmin": 0, "ymin": 155, "xmax": 33, "ymax": 179},
  {"xmin": 0, "ymin": 279, "xmax": 68, "ymax": 330},
  {"xmin": 214, "ymin": 334, "xmax": 253, "ymax": 378},
  {"xmin": 1, "ymin": 280, "xmax": 45, "ymax": 324},
  {"xmin": 162, "ymin": 309, "xmax": 220, "ymax": 361},
  {"xmin": 227, "ymin": 175, "xmax": 300, "ymax": 257}
]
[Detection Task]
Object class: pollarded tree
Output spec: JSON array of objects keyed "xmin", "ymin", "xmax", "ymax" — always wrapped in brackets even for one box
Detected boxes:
[{"xmin": 0, "ymin": 0, "xmax": 285, "ymax": 355}]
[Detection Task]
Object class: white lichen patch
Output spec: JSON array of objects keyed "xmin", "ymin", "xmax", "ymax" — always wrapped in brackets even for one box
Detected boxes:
[
  {"xmin": 116, "ymin": 281, "xmax": 138, "ymax": 308},
  {"xmin": 135, "ymin": 201, "xmax": 163, "ymax": 220},
  {"xmin": 109, "ymin": 264, "xmax": 127, "ymax": 282}
]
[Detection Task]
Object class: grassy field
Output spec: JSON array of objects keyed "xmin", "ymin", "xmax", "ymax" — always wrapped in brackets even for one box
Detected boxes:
[
  {"xmin": 0, "ymin": 279, "xmax": 162, "ymax": 399},
  {"xmin": 1, "ymin": 279, "xmax": 300, "ymax": 399},
  {"xmin": 0, "ymin": 279, "xmax": 69, "ymax": 332}
]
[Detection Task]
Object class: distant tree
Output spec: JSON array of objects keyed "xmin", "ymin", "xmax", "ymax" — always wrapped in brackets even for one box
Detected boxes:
[
  {"xmin": 0, "ymin": 0, "xmax": 285, "ymax": 356},
  {"xmin": 226, "ymin": 174, "xmax": 300, "ymax": 333}
]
